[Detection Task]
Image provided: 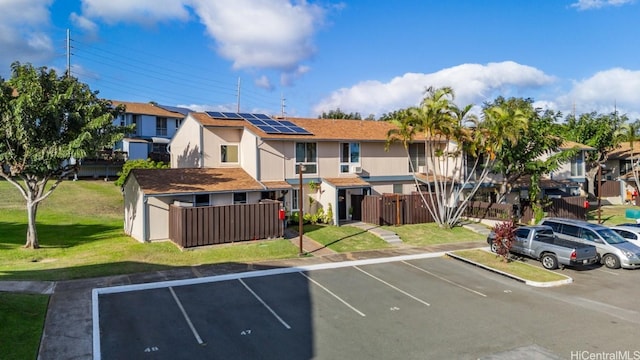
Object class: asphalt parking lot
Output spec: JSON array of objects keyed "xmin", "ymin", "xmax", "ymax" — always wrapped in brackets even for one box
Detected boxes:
[{"xmin": 94, "ymin": 253, "xmax": 640, "ymax": 360}]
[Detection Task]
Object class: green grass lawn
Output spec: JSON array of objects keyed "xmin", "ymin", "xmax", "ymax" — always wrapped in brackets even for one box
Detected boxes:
[
  {"xmin": 0, "ymin": 293, "xmax": 49, "ymax": 360},
  {"xmin": 451, "ymin": 249, "xmax": 569, "ymax": 283},
  {"xmin": 0, "ymin": 180, "xmax": 299, "ymax": 281},
  {"xmin": 382, "ymin": 223, "xmax": 486, "ymax": 246},
  {"xmin": 587, "ymin": 204, "xmax": 637, "ymax": 225},
  {"xmin": 302, "ymin": 224, "xmax": 391, "ymax": 252}
]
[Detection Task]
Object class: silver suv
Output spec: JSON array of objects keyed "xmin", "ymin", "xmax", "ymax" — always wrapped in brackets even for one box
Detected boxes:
[{"xmin": 539, "ymin": 217, "xmax": 640, "ymax": 269}]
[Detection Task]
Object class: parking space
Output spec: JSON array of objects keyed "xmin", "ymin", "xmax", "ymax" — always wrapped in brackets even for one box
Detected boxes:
[{"xmin": 94, "ymin": 254, "xmax": 640, "ymax": 359}]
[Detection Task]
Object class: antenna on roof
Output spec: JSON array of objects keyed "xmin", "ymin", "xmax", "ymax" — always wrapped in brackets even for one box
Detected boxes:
[
  {"xmin": 236, "ymin": 77, "xmax": 241, "ymax": 113},
  {"xmin": 281, "ymin": 93, "xmax": 287, "ymax": 118}
]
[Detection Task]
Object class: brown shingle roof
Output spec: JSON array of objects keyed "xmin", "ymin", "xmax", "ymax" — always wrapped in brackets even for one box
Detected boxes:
[
  {"xmin": 322, "ymin": 177, "xmax": 371, "ymax": 188},
  {"xmin": 560, "ymin": 140, "xmax": 594, "ymax": 151},
  {"xmin": 132, "ymin": 168, "xmax": 263, "ymax": 195},
  {"xmin": 111, "ymin": 101, "xmax": 185, "ymax": 118},
  {"xmin": 261, "ymin": 181, "xmax": 293, "ymax": 190},
  {"xmin": 191, "ymin": 113, "xmax": 427, "ymax": 142}
]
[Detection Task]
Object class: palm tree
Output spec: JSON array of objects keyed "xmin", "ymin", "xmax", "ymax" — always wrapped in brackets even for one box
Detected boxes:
[{"xmin": 619, "ymin": 121, "xmax": 640, "ymax": 194}]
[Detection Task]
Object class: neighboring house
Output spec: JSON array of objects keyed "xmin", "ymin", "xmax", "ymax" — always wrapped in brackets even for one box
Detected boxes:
[
  {"xmin": 469, "ymin": 140, "xmax": 594, "ymax": 204},
  {"xmin": 604, "ymin": 142, "xmax": 640, "ymax": 203},
  {"xmin": 76, "ymin": 101, "xmax": 189, "ymax": 179},
  {"xmin": 111, "ymin": 101, "xmax": 189, "ymax": 162}
]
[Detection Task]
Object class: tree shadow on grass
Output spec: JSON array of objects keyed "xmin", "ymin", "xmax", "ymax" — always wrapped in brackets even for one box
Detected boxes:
[{"xmin": 0, "ymin": 221, "xmax": 122, "ymax": 249}]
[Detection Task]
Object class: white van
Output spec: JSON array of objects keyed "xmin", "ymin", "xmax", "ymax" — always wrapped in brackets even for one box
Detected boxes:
[{"xmin": 539, "ymin": 218, "xmax": 640, "ymax": 269}]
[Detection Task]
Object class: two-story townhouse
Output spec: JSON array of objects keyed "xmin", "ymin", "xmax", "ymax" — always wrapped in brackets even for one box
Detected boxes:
[
  {"xmin": 122, "ymin": 112, "xmax": 442, "ymax": 242},
  {"xmin": 75, "ymin": 101, "xmax": 188, "ymax": 179},
  {"xmin": 111, "ymin": 101, "xmax": 188, "ymax": 161}
]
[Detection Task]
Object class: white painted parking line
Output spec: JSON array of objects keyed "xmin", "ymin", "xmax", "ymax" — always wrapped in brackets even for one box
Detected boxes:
[
  {"xmin": 596, "ymin": 268, "xmax": 620, "ymax": 276},
  {"xmin": 299, "ymin": 272, "xmax": 366, "ymax": 317},
  {"xmin": 401, "ymin": 261, "xmax": 487, "ymax": 297},
  {"xmin": 353, "ymin": 266, "xmax": 431, "ymax": 307},
  {"xmin": 169, "ymin": 287, "xmax": 205, "ymax": 345},
  {"xmin": 238, "ymin": 279, "xmax": 291, "ymax": 330}
]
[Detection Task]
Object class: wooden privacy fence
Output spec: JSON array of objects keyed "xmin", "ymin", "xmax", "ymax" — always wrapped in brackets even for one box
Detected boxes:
[
  {"xmin": 361, "ymin": 194, "xmax": 587, "ymax": 226},
  {"xmin": 169, "ymin": 202, "xmax": 283, "ymax": 248},
  {"xmin": 519, "ymin": 196, "xmax": 587, "ymax": 224},
  {"xmin": 599, "ymin": 180, "xmax": 621, "ymax": 197},
  {"xmin": 462, "ymin": 201, "xmax": 513, "ymax": 220},
  {"xmin": 362, "ymin": 194, "xmax": 435, "ymax": 226}
]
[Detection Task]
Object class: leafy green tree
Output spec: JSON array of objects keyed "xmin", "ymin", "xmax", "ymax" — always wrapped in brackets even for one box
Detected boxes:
[
  {"xmin": 115, "ymin": 159, "xmax": 169, "ymax": 187},
  {"xmin": 318, "ymin": 108, "xmax": 362, "ymax": 120},
  {"xmin": 556, "ymin": 111, "xmax": 625, "ymax": 195},
  {"xmin": 0, "ymin": 62, "xmax": 127, "ymax": 249},
  {"xmin": 483, "ymin": 97, "xmax": 575, "ymax": 204}
]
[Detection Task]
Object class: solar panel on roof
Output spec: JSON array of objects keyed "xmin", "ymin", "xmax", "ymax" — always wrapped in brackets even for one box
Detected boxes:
[
  {"xmin": 264, "ymin": 119, "xmax": 280, "ymax": 126},
  {"xmin": 256, "ymin": 125, "xmax": 278, "ymax": 133},
  {"xmin": 255, "ymin": 114, "xmax": 271, "ymax": 120},
  {"xmin": 272, "ymin": 126, "xmax": 296, "ymax": 133},
  {"xmin": 288, "ymin": 126, "xmax": 312, "ymax": 134},
  {"xmin": 221, "ymin": 112, "xmax": 243, "ymax": 119},
  {"xmin": 278, "ymin": 120, "xmax": 297, "ymax": 127},
  {"xmin": 205, "ymin": 111, "xmax": 224, "ymax": 118},
  {"xmin": 247, "ymin": 118, "xmax": 266, "ymax": 126},
  {"xmin": 238, "ymin": 113, "xmax": 259, "ymax": 119}
]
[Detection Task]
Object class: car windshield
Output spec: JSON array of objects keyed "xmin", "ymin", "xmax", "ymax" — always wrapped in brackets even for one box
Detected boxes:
[{"xmin": 596, "ymin": 229, "xmax": 628, "ymax": 245}]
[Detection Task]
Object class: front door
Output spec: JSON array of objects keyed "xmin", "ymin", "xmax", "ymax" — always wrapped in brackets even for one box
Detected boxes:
[{"xmin": 338, "ymin": 189, "xmax": 347, "ymax": 220}]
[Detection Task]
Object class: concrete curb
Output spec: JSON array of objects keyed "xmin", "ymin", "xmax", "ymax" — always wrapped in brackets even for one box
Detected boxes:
[{"xmin": 446, "ymin": 249, "xmax": 573, "ymax": 287}]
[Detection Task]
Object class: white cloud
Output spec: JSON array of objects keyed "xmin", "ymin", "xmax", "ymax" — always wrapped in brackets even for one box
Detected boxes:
[
  {"xmin": 570, "ymin": 0, "xmax": 635, "ymax": 10},
  {"xmin": 254, "ymin": 75, "xmax": 273, "ymax": 90},
  {"xmin": 78, "ymin": 0, "xmax": 191, "ymax": 25},
  {"xmin": 312, "ymin": 61, "xmax": 555, "ymax": 118},
  {"xmin": 70, "ymin": 12, "xmax": 98, "ymax": 34},
  {"xmin": 190, "ymin": 0, "xmax": 326, "ymax": 71},
  {"xmin": 0, "ymin": 0, "xmax": 54, "ymax": 69},
  {"xmin": 557, "ymin": 68, "xmax": 640, "ymax": 118}
]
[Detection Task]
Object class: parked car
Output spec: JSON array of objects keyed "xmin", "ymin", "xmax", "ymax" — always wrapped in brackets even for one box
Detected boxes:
[
  {"xmin": 487, "ymin": 225, "xmax": 598, "ymax": 270},
  {"xmin": 539, "ymin": 218, "xmax": 640, "ymax": 269},
  {"xmin": 609, "ymin": 226, "xmax": 640, "ymax": 249}
]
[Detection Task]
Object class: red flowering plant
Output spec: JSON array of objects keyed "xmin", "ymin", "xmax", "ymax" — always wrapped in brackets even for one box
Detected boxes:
[{"xmin": 491, "ymin": 220, "xmax": 516, "ymax": 262}]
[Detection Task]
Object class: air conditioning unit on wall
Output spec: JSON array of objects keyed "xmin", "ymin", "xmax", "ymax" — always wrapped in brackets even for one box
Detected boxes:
[{"xmin": 350, "ymin": 165, "xmax": 362, "ymax": 174}]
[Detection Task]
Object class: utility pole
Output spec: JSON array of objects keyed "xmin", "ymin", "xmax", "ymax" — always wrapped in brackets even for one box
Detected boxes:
[{"xmin": 66, "ymin": 28, "xmax": 71, "ymax": 77}]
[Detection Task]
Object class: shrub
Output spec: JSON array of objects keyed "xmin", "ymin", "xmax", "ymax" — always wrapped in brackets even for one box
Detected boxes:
[{"xmin": 492, "ymin": 220, "xmax": 516, "ymax": 262}]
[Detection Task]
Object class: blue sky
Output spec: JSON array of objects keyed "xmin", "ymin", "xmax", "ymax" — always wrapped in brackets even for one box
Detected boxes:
[{"xmin": 2, "ymin": 0, "xmax": 640, "ymax": 119}]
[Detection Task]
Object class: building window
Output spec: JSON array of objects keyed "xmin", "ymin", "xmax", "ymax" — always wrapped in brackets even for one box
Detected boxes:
[
  {"xmin": 132, "ymin": 115, "xmax": 141, "ymax": 136},
  {"xmin": 233, "ymin": 192, "xmax": 247, "ymax": 204},
  {"xmin": 119, "ymin": 115, "xmax": 125, "ymax": 127},
  {"xmin": 393, "ymin": 184, "xmax": 403, "ymax": 194},
  {"xmin": 221, "ymin": 145, "xmax": 239, "ymax": 163},
  {"xmin": 571, "ymin": 154, "xmax": 584, "ymax": 177},
  {"xmin": 295, "ymin": 142, "xmax": 317, "ymax": 174},
  {"xmin": 176, "ymin": 118, "xmax": 182, "ymax": 130},
  {"xmin": 408, "ymin": 143, "xmax": 426, "ymax": 172},
  {"xmin": 152, "ymin": 143, "xmax": 167, "ymax": 153},
  {"xmin": 340, "ymin": 142, "xmax": 360, "ymax": 173},
  {"xmin": 156, "ymin": 117, "xmax": 167, "ymax": 136},
  {"xmin": 292, "ymin": 189, "xmax": 299, "ymax": 210},
  {"xmin": 194, "ymin": 194, "xmax": 209, "ymax": 206}
]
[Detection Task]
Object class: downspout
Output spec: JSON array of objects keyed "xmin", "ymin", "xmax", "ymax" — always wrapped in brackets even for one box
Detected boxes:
[
  {"xmin": 142, "ymin": 195, "xmax": 148, "ymax": 242},
  {"xmin": 199, "ymin": 124, "xmax": 204, "ymax": 168}
]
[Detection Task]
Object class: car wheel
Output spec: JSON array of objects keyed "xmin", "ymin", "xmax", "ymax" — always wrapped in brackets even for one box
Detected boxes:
[
  {"xmin": 541, "ymin": 253, "xmax": 558, "ymax": 270},
  {"xmin": 490, "ymin": 241, "xmax": 499, "ymax": 253},
  {"xmin": 603, "ymin": 254, "xmax": 621, "ymax": 269}
]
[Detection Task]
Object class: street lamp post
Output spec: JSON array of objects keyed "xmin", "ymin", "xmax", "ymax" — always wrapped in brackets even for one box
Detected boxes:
[{"xmin": 298, "ymin": 163, "xmax": 305, "ymax": 256}]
